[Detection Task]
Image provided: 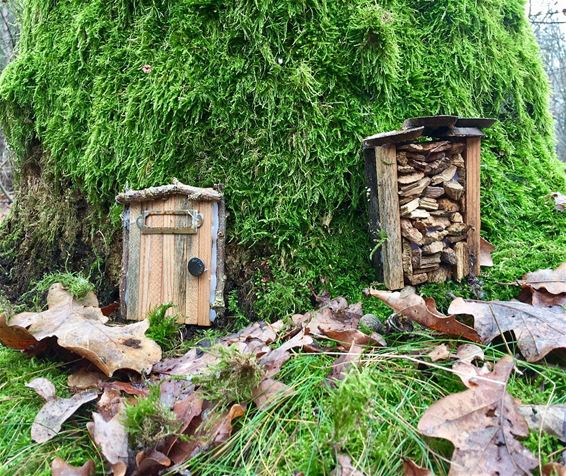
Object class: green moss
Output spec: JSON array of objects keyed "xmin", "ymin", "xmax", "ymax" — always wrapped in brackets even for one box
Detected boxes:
[
  {"xmin": 124, "ymin": 384, "xmax": 179, "ymax": 450},
  {"xmin": 146, "ymin": 303, "xmax": 182, "ymax": 351},
  {"xmin": 192, "ymin": 345, "xmax": 264, "ymax": 404},
  {"xmin": 0, "ymin": 0, "xmax": 563, "ymax": 316}
]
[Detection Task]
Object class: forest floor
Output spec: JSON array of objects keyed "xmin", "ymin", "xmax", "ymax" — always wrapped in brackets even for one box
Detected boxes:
[{"xmin": 1, "ymin": 264, "xmax": 566, "ymax": 476}]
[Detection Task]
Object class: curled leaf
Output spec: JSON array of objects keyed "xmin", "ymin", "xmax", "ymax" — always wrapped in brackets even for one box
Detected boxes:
[
  {"xmin": 51, "ymin": 457, "xmax": 95, "ymax": 476},
  {"xmin": 519, "ymin": 404, "xmax": 566, "ymax": 442},
  {"xmin": 403, "ymin": 458, "xmax": 432, "ymax": 476},
  {"xmin": 26, "ymin": 377, "xmax": 98, "ymax": 443},
  {"xmin": 448, "ymin": 297, "xmax": 566, "ymax": 362},
  {"xmin": 0, "ymin": 284, "xmax": 161, "ymax": 376},
  {"xmin": 367, "ymin": 287, "xmax": 480, "ymax": 342}
]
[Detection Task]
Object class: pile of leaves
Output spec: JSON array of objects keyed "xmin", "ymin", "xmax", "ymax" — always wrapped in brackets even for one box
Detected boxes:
[
  {"xmin": 1, "ymin": 261, "xmax": 566, "ymax": 475},
  {"xmin": 0, "ymin": 285, "xmax": 387, "ymax": 475}
]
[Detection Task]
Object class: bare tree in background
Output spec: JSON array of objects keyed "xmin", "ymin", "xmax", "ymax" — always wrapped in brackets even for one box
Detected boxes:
[{"xmin": 529, "ymin": 1, "xmax": 566, "ymax": 162}]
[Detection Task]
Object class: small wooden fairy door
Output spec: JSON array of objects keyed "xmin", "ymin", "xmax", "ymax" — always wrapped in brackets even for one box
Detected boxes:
[{"xmin": 116, "ymin": 180, "xmax": 226, "ymax": 326}]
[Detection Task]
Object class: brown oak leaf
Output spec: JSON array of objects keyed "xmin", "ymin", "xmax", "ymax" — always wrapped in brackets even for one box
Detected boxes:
[
  {"xmin": 330, "ymin": 454, "xmax": 365, "ymax": 476},
  {"xmin": 252, "ymin": 378, "xmax": 293, "ymax": 410},
  {"xmin": 51, "ymin": 457, "xmax": 96, "ymax": 476},
  {"xmin": 543, "ymin": 462, "xmax": 566, "ymax": 475},
  {"xmin": 519, "ymin": 263, "xmax": 566, "ymax": 307},
  {"xmin": 366, "ymin": 287, "xmax": 480, "ymax": 342},
  {"xmin": 418, "ymin": 356, "xmax": 537, "ymax": 476},
  {"xmin": 87, "ymin": 411, "xmax": 129, "ymax": 475},
  {"xmin": 448, "ymin": 298, "xmax": 566, "ymax": 362},
  {"xmin": 479, "ymin": 237, "xmax": 495, "ymax": 267},
  {"xmin": 427, "ymin": 343, "xmax": 450, "ymax": 362},
  {"xmin": 403, "ymin": 458, "xmax": 432, "ymax": 476},
  {"xmin": 551, "ymin": 192, "xmax": 566, "ymax": 212},
  {"xmin": 0, "ymin": 283, "xmax": 162, "ymax": 376},
  {"xmin": 328, "ymin": 344, "xmax": 364, "ymax": 383}
]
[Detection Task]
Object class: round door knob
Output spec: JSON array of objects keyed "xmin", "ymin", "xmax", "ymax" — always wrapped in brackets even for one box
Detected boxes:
[{"xmin": 188, "ymin": 257, "xmax": 206, "ymax": 277}]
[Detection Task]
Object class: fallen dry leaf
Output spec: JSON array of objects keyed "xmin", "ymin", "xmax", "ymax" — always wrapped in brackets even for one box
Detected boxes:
[
  {"xmin": 519, "ymin": 404, "xmax": 566, "ymax": 442},
  {"xmin": 551, "ymin": 192, "xmax": 566, "ymax": 211},
  {"xmin": 522, "ymin": 263, "xmax": 566, "ymax": 295},
  {"xmin": 448, "ymin": 297, "xmax": 566, "ymax": 362},
  {"xmin": 155, "ymin": 320, "xmax": 283, "ymax": 377},
  {"xmin": 159, "ymin": 391, "xmax": 205, "ymax": 458},
  {"xmin": 68, "ymin": 368, "xmax": 108, "ymax": 391},
  {"xmin": 403, "ymin": 458, "xmax": 432, "ymax": 476},
  {"xmin": 455, "ymin": 343, "xmax": 484, "ymax": 363},
  {"xmin": 26, "ymin": 377, "xmax": 98, "ymax": 443},
  {"xmin": 427, "ymin": 343, "xmax": 450, "ymax": 362},
  {"xmin": 51, "ymin": 457, "xmax": 95, "ymax": 476},
  {"xmin": 300, "ymin": 300, "xmax": 385, "ymax": 348},
  {"xmin": 319, "ymin": 327, "xmax": 386, "ymax": 347},
  {"xmin": 519, "ymin": 263, "xmax": 566, "ymax": 307},
  {"xmin": 479, "ymin": 237, "xmax": 495, "ymax": 267},
  {"xmin": 87, "ymin": 411, "xmax": 129, "ymax": 475},
  {"xmin": 134, "ymin": 449, "xmax": 171, "ymax": 476},
  {"xmin": 96, "ymin": 387, "xmax": 125, "ymax": 420},
  {"xmin": 330, "ymin": 454, "xmax": 365, "ymax": 476},
  {"xmin": 252, "ymin": 378, "xmax": 293, "ymax": 409},
  {"xmin": 168, "ymin": 403, "xmax": 245, "ymax": 465},
  {"xmin": 543, "ymin": 462, "xmax": 566, "ymax": 476},
  {"xmin": 367, "ymin": 287, "xmax": 480, "ymax": 342},
  {"xmin": 328, "ymin": 344, "xmax": 364, "ymax": 383},
  {"xmin": 0, "ymin": 284, "xmax": 162, "ymax": 376},
  {"xmin": 451, "ymin": 344, "xmax": 491, "ymax": 388},
  {"xmin": 418, "ymin": 356, "xmax": 537, "ymax": 476},
  {"xmin": 103, "ymin": 381, "xmax": 149, "ymax": 397}
]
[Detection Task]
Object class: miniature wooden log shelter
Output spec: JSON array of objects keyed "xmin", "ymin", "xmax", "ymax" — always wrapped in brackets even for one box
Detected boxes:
[
  {"xmin": 363, "ymin": 116, "xmax": 495, "ymax": 290},
  {"xmin": 116, "ymin": 180, "xmax": 226, "ymax": 326}
]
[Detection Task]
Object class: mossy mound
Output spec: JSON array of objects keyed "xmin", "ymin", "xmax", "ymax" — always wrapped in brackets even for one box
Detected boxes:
[{"xmin": 0, "ymin": 0, "xmax": 564, "ymax": 316}]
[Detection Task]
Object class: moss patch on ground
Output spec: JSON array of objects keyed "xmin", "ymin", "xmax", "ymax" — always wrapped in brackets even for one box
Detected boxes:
[{"xmin": 0, "ymin": 0, "xmax": 564, "ymax": 316}]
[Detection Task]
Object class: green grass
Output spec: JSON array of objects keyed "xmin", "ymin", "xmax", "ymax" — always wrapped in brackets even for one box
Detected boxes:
[
  {"xmin": 1, "ymin": 326, "xmax": 565, "ymax": 475},
  {"xmin": 0, "ymin": 348, "xmax": 102, "ymax": 476},
  {"xmin": 176, "ymin": 337, "xmax": 566, "ymax": 475}
]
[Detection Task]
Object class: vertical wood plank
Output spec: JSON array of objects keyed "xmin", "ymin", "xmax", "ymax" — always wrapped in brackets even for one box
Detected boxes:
[
  {"xmin": 126, "ymin": 203, "xmax": 141, "ymax": 320},
  {"xmin": 364, "ymin": 146, "xmax": 384, "ymax": 283},
  {"xmin": 161, "ymin": 196, "xmax": 177, "ymax": 318},
  {"xmin": 145, "ymin": 200, "xmax": 164, "ymax": 314},
  {"xmin": 174, "ymin": 196, "xmax": 189, "ymax": 321},
  {"xmin": 196, "ymin": 201, "xmax": 213, "ymax": 326},
  {"xmin": 374, "ymin": 145, "xmax": 404, "ymax": 290},
  {"xmin": 137, "ymin": 201, "xmax": 150, "ymax": 320},
  {"xmin": 465, "ymin": 138, "xmax": 481, "ymax": 276},
  {"xmin": 184, "ymin": 200, "xmax": 200, "ymax": 324}
]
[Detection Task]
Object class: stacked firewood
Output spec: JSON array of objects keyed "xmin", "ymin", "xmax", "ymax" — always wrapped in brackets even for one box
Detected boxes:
[{"xmin": 397, "ymin": 140, "xmax": 470, "ymax": 285}]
